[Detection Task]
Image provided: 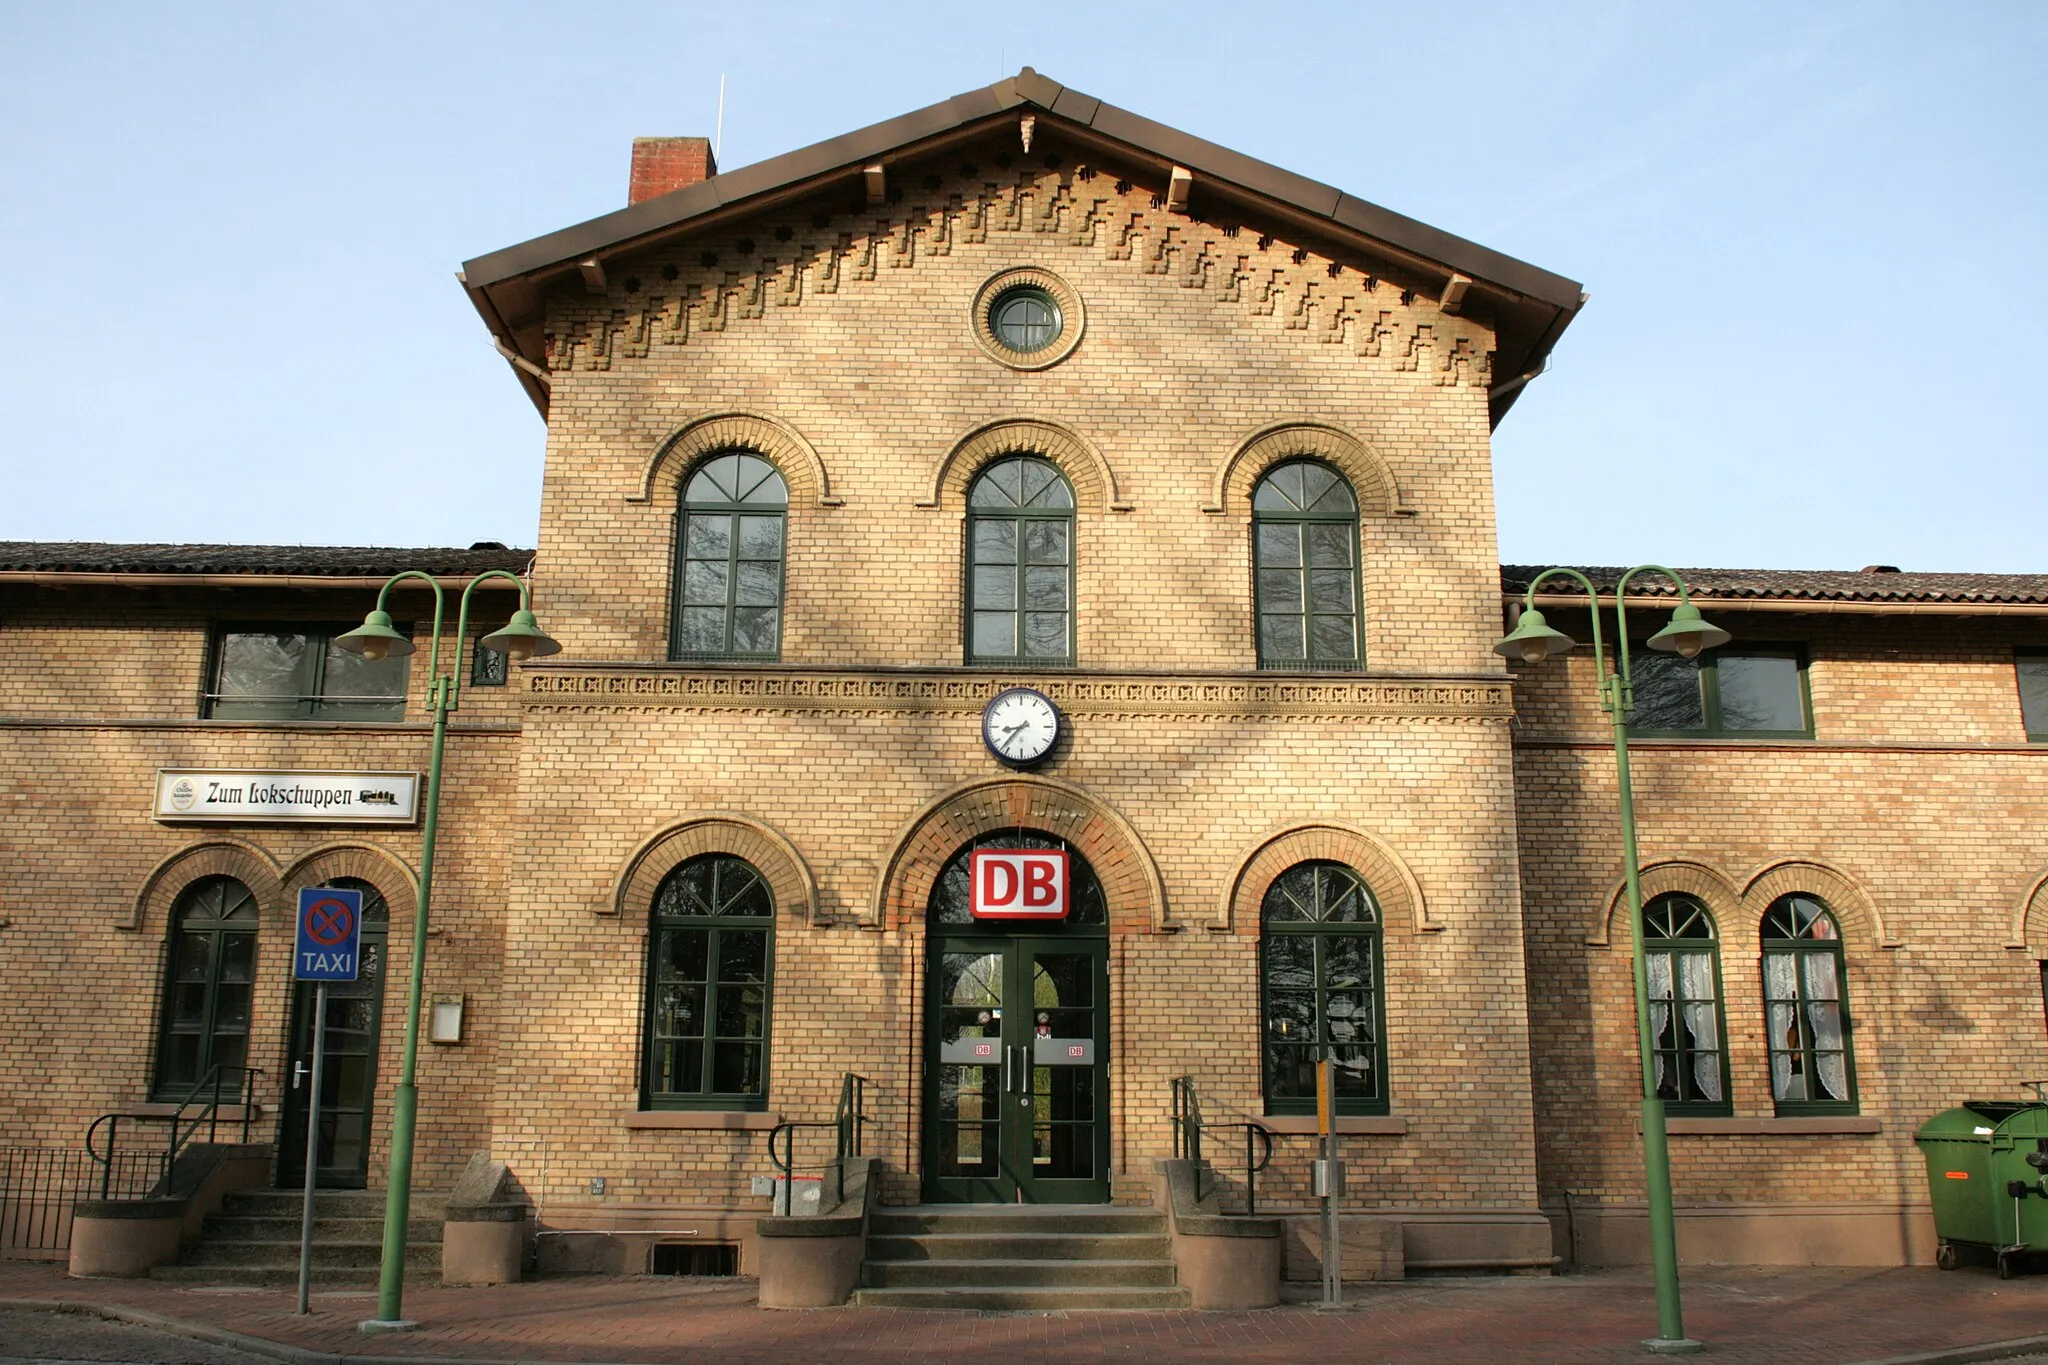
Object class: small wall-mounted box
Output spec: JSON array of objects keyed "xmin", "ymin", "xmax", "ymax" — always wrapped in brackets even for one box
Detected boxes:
[{"xmin": 430, "ymin": 993, "xmax": 466, "ymax": 1044}]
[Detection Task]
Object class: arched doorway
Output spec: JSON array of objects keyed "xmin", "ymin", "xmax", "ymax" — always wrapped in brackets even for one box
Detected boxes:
[{"xmin": 922, "ymin": 830, "xmax": 1110, "ymax": 1204}]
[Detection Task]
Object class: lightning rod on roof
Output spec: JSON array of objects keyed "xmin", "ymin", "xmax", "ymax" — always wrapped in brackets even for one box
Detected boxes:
[{"xmin": 715, "ymin": 74, "xmax": 726, "ymax": 164}]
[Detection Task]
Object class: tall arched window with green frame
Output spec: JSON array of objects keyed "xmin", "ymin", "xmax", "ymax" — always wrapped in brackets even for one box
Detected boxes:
[
  {"xmin": 672, "ymin": 452, "xmax": 788, "ymax": 660},
  {"xmin": 1252, "ymin": 460, "xmax": 1363, "ymax": 669},
  {"xmin": 967, "ymin": 456, "xmax": 1074, "ymax": 665},
  {"xmin": 1642, "ymin": 892, "xmax": 1731, "ymax": 1115},
  {"xmin": 152, "ymin": 876, "xmax": 258, "ymax": 1099},
  {"xmin": 643, "ymin": 854, "xmax": 775, "ymax": 1110},
  {"xmin": 1761, "ymin": 894, "xmax": 1857, "ymax": 1113},
  {"xmin": 1259, "ymin": 861, "xmax": 1388, "ymax": 1115}
]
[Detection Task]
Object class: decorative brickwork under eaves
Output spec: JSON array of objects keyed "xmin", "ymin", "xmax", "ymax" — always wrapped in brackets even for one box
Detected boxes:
[
  {"xmin": 541, "ymin": 163, "xmax": 1497, "ymax": 394},
  {"xmin": 1501, "ymin": 564, "xmax": 2048, "ymax": 605}
]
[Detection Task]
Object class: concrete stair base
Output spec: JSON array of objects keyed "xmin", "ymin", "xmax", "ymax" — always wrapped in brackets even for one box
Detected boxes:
[
  {"xmin": 150, "ymin": 1188, "xmax": 444, "ymax": 1288},
  {"xmin": 852, "ymin": 1205, "xmax": 1189, "ymax": 1311}
]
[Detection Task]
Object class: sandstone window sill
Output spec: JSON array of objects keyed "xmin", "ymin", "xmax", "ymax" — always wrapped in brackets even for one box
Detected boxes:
[
  {"xmin": 1256, "ymin": 1115, "xmax": 1408, "ymax": 1136},
  {"xmin": 622, "ymin": 1111, "xmax": 781, "ymax": 1131},
  {"xmin": 1645, "ymin": 1116, "xmax": 1880, "ymax": 1136}
]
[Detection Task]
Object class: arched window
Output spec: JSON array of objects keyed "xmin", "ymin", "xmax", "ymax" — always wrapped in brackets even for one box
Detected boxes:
[
  {"xmin": 1259, "ymin": 862, "xmax": 1387, "ymax": 1115},
  {"xmin": 967, "ymin": 456, "xmax": 1074, "ymax": 665},
  {"xmin": 644, "ymin": 854, "xmax": 774, "ymax": 1109},
  {"xmin": 673, "ymin": 452, "xmax": 788, "ymax": 660},
  {"xmin": 153, "ymin": 876, "xmax": 258, "ymax": 1099},
  {"xmin": 1642, "ymin": 893, "xmax": 1730, "ymax": 1114},
  {"xmin": 1761, "ymin": 895, "xmax": 1857, "ymax": 1113},
  {"xmin": 1252, "ymin": 460, "xmax": 1362, "ymax": 669}
]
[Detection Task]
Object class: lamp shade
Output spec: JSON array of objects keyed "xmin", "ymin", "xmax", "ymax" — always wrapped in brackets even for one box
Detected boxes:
[
  {"xmin": 479, "ymin": 609, "xmax": 562, "ymax": 663},
  {"xmin": 333, "ymin": 610, "xmax": 415, "ymax": 662},
  {"xmin": 1645, "ymin": 601, "xmax": 1732, "ymax": 659},
  {"xmin": 1492, "ymin": 607, "xmax": 1577, "ymax": 664}
]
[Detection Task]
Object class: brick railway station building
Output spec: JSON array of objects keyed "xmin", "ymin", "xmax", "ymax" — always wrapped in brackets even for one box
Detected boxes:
[{"xmin": 4, "ymin": 69, "xmax": 2046, "ymax": 1283}]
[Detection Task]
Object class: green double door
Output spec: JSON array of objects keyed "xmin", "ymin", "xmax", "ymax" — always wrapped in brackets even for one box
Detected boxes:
[
  {"xmin": 276, "ymin": 922, "xmax": 387, "ymax": 1189},
  {"xmin": 923, "ymin": 932, "xmax": 1110, "ymax": 1203}
]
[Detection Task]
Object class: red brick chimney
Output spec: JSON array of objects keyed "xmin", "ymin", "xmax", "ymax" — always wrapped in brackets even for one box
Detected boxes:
[{"xmin": 629, "ymin": 137, "xmax": 718, "ymax": 204}]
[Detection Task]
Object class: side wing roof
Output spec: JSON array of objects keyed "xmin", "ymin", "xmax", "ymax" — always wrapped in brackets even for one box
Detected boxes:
[{"xmin": 462, "ymin": 68, "xmax": 1585, "ymax": 426}]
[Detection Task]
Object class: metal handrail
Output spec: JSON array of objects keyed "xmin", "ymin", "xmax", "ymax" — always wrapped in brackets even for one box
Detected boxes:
[
  {"xmin": 84, "ymin": 1065, "xmax": 264, "ymax": 1200},
  {"xmin": 764, "ymin": 1072, "xmax": 871, "ymax": 1213},
  {"xmin": 1170, "ymin": 1075, "xmax": 1275, "ymax": 1217}
]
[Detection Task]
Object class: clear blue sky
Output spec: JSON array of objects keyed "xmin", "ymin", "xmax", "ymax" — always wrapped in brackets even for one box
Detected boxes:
[{"xmin": 3, "ymin": 2, "xmax": 2041, "ymax": 572}]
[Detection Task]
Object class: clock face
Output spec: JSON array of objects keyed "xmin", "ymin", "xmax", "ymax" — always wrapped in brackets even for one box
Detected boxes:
[{"xmin": 983, "ymin": 687, "xmax": 1061, "ymax": 766}]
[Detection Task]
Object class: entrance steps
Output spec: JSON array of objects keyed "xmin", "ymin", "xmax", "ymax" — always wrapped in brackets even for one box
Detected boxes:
[
  {"xmin": 150, "ymin": 1188, "xmax": 444, "ymax": 1287},
  {"xmin": 853, "ymin": 1205, "xmax": 1189, "ymax": 1310}
]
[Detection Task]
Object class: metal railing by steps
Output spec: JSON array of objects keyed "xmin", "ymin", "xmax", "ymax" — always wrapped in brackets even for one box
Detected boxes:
[
  {"xmin": 83, "ymin": 1065, "xmax": 265, "ymax": 1200},
  {"xmin": 1170, "ymin": 1076, "xmax": 1275, "ymax": 1216},
  {"xmin": 763, "ymin": 1072, "xmax": 870, "ymax": 1214}
]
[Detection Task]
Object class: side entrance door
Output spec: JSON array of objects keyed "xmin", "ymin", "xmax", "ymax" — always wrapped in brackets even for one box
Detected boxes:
[
  {"xmin": 276, "ymin": 882, "xmax": 387, "ymax": 1189},
  {"xmin": 923, "ymin": 933, "xmax": 1109, "ymax": 1203}
]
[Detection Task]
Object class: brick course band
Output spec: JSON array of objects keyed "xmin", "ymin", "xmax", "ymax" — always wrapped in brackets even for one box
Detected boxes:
[{"xmin": 611, "ymin": 814, "xmax": 819, "ymax": 923}]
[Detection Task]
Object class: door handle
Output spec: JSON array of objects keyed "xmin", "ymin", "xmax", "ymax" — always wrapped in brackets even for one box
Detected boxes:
[
  {"xmin": 1002, "ymin": 1045, "xmax": 1013, "ymax": 1095},
  {"xmin": 292, "ymin": 1061, "xmax": 307, "ymax": 1090}
]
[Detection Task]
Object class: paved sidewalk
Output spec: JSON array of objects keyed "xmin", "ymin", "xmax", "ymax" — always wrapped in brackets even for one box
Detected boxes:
[{"xmin": 4, "ymin": 1261, "xmax": 2047, "ymax": 1365}]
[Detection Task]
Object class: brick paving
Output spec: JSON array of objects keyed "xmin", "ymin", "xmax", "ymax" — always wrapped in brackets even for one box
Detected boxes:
[{"xmin": 5, "ymin": 1262, "xmax": 2048, "ymax": 1365}]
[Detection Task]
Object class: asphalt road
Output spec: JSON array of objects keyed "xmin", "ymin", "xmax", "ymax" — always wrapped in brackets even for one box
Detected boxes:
[{"xmin": 0, "ymin": 1311, "xmax": 274, "ymax": 1365}]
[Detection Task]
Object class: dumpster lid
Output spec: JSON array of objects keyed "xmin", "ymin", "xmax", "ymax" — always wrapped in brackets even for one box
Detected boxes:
[{"xmin": 1964, "ymin": 1101, "xmax": 2041, "ymax": 1123}]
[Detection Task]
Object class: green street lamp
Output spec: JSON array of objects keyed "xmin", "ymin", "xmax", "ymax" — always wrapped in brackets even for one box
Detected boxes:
[
  {"xmin": 337, "ymin": 569, "xmax": 559, "ymax": 1333},
  {"xmin": 1496, "ymin": 566, "xmax": 1726, "ymax": 1356}
]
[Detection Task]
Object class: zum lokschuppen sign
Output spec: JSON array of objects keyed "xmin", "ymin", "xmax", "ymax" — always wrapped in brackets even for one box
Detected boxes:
[{"xmin": 153, "ymin": 769, "xmax": 420, "ymax": 825}]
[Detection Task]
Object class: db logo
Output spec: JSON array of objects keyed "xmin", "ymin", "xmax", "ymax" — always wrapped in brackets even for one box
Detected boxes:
[
  {"xmin": 970, "ymin": 850, "xmax": 1070, "ymax": 920},
  {"xmin": 970, "ymin": 1042, "xmax": 996, "ymax": 1059}
]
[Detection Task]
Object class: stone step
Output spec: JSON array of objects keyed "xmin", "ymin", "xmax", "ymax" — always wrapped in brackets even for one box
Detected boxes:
[
  {"xmin": 200, "ymin": 1215, "xmax": 442, "ymax": 1243},
  {"xmin": 869, "ymin": 1207, "xmax": 1166, "ymax": 1237},
  {"xmin": 867, "ymin": 1231, "xmax": 1172, "ymax": 1262},
  {"xmin": 222, "ymin": 1190, "xmax": 445, "ymax": 1219},
  {"xmin": 850, "ymin": 1285, "xmax": 1191, "ymax": 1311},
  {"xmin": 861, "ymin": 1257, "xmax": 1178, "ymax": 1289},
  {"xmin": 176, "ymin": 1239, "xmax": 440, "ymax": 1270}
]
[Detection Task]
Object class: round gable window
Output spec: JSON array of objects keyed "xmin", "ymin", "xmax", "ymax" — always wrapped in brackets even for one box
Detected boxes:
[
  {"xmin": 991, "ymin": 287, "xmax": 1062, "ymax": 352},
  {"xmin": 971, "ymin": 268, "xmax": 1084, "ymax": 370}
]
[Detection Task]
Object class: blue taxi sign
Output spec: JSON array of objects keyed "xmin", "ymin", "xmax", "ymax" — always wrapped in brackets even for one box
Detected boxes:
[{"xmin": 294, "ymin": 886, "xmax": 362, "ymax": 982}]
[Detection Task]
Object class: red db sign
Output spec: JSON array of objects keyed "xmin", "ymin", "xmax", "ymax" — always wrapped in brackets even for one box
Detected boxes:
[{"xmin": 971, "ymin": 850, "xmax": 1069, "ymax": 920}]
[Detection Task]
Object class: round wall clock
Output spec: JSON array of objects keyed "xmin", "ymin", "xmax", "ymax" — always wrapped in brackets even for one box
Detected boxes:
[{"xmin": 982, "ymin": 687, "xmax": 1061, "ymax": 767}]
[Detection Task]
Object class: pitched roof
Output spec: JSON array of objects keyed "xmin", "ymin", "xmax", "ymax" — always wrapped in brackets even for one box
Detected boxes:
[
  {"xmin": 462, "ymin": 68, "xmax": 1584, "ymax": 427},
  {"xmin": 1501, "ymin": 565, "xmax": 2048, "ymax": 606},
  {"xmin": 0, "ymin": 542, "xmax": 535, "ymax": 580}
]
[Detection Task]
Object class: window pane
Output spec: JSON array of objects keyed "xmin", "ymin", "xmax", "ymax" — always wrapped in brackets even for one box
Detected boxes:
[
  {"xmin": 662, "ymin": 929, "xmax": 709, "ymax": 979},
  {"xmin": 973, "ymin": 520, "xmax": 1017, "ymax": 563},
  {"xmin": 685, "ymin": 514, "xmax": 731, "ymax": 559},
  {"xmin": 682, "ymin": 560, "xmax": 729, "ymax": 606},
  {"xmin": 1716, "ymin": 655, "xmax": 1805, "ymax": 731},
  {"xmin": 1023, "ymin": 566, "xmax": 1067, "ymax": 611},
  {"xmin": 2020, "ymin": 655, "xmax": 2048, "ymax": 737},
  {"xmin": 1311, "ymin": 614, "xmax": 1357, "ymax": 662},
  {"xmin": 318, "ymin": 640, "xmax": 407, "ymax": 718},
  {"xmin": 213, "ymin": 631, "xmax": 309, "ymax": 718},
  {"xmin": 972, "ymin": 612, "xmax": 1017, "ymax": 657},
  {"xmin": 1023, "ymin": 612, "xmax": 1068, "ymax": 657},
  {"xmin": 973, "ymin": 565, "xmax": 1017, "ymax": 610},
  {"xmin": 1258, "ymin": 569, "xmax": 1303, "ymax": 613},
  {"xmin": 731, "ymin": 608, "xmax": 778, "ymax": 653},
  {"xmin": 677, "ymin": 607, "xmax": 726, "ymax": 652},
  {"xmin": 1024, "ymin": 521, "xmax": 1068, "ymax": 565},
  {"xmin": 1260, "ymin": 614, "xmax": 1305, "ymax": 660},
  {"xmin": 717, "ymin": 931, "xmax": 769, "ymax": 983},
  {"xmin": 712, "ymin": 1042, "xmax": 764, "ymax": 1094},
  {"xmin": 1632, "ymin": 653, "xmax": 1705, "ymax": 730},
  {"xmin": 735, "ymin": 561, "xmax": 780, "ymax": 607},
  {"xmin": 1305, "ymin": 523, "xmax": 1353, "ymax": 568},
  {"xmin": 1308, "ymin": 570, "xmax": 1354, "ymax": 614},
  {"xmin": 1322, "ymin": 937, "xmax": 1372, "ymax": 987},
  {"xmin": 715, "ymin": 983, "xmax": 768, "ymax": 1037},
  {"xmin": 1263, "ymin": 992, "xmax": 1315, "ymax": 1041},
  {"xmin": 1256, "ymin": 524, "xmax": 1302, "ymax": 567},
  {"xmin": 736, "ymin": 515, "xmax": 783, "ymax": 559},
  {"xmin": 1262, "ymin": 935, "xmax": 1315, "ymax": 986}
]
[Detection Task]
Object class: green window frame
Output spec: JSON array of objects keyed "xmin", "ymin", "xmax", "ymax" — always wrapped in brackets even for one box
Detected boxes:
[
  {"xmin": 1252, "ymin": 460, "xmax": 1364, "ymax": 670},
  {"xmin": 989, "ymin": 286, "xmax": 1063, "ymax": 352},
  {"xmin": 152, "ymin": 876, "xmax": 258, "ymax": 1100},
  {"xmin": 671, "ymin": 452, "xmax": 788, "ymax": 661},
  {"xmin": 1628, "ymin": 645, "xmax": 1812, "ymax": 739},
  {"xmin": 1761, "ymin": 895, "xmax": 1858, "ymax": 1115},
  {"xmin": 643, "ymin": 854, "xmax": 774, "ymax": 1110},
  {"xmin": 205, "ymin": 622, "xmax": 411, "ymax": 721},
  {"xmin": 1642, "ymin": 893, "xmax": 1732, "ymax": 1116},
  {"xmin": 1259, "ymin": 862, "xmax": 1389, "ymax": 1116},
  {"xmin": 2016, "ymin": 650, "xmax": 2048, "ymax": 741},
  {"xmin": 966, "ymin": 456, "xmax": 1075, "ymax": 666}
]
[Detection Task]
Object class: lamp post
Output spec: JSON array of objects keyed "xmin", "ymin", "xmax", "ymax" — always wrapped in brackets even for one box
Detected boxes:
[
  {"xmin": 336, "ymin": 570, "xmax": 559, "ymax": 1333},
  {"xmin": 1496, "ymin": 566, "xmax": 1727, "ymax": 1357}
]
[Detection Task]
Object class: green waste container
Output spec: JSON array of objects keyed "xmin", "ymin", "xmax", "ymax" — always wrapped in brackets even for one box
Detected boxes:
[{"xmin": 1915, "ymin": 1100, "xmax": 2048, "ymax": 1278}]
